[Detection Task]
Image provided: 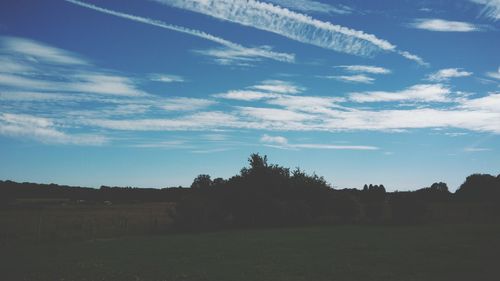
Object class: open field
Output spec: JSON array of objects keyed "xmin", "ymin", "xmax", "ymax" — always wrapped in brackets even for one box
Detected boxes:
[
  {"xmin": 0, "ymin": 202, "xmax": 175, "ymax": 241},
  {"xmin": 1, "ymin": 224, "xmax": 499, "ymax": 281}
]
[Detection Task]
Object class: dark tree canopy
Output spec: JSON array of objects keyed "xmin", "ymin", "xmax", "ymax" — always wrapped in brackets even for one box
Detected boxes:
[
  {"xmin": 1, "ymin": 154, "xmax": 499, "ymax": 230},
  {"xmin": 456, "ymin": 174, "xmax": 500, "ymax": 200},
  {"xmin": 191, "ymin": 174, "xmax": 212, "ymax": 189}
]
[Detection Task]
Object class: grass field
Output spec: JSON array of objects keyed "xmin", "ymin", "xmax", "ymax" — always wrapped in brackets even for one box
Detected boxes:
[
  {"xmin": 1, "ymin": 223, "xmax": 499, "ymax": 281},
  {"xmin": 0, "ymin": 202, "xmax": 174, "ymax": 241}
]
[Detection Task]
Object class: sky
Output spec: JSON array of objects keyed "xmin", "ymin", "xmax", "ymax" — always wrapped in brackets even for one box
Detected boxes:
[{"xmin": 0, "ymin": 0, "xmax": 499, "ymax": 191}]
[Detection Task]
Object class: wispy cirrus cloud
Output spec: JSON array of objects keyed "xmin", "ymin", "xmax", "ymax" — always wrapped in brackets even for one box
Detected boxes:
[
  {"xmin": 153, "ymin": 0, "xmax": 425, "ymax": 64},
  {"xmin": 335, "ymin": 65, "xmax": 391, "ymax": 75},
  {"xmin": 161, "ymin": 97, "xmax": 217, "ymax": 111},
  {"xmin": 470, "ymin": 0, "xmax": 500, "ymax": 21},
  {"xmin": 260, "ymin": 134, "xmax": 379, "ymax": 150},
  {"xmin": 194, "ymin": 45, "xmax": 293, "ymax": 66},
  {"xmin": 238, "ymin": 107, "xmax": 315, "ymax": 122},
  {"xmin": 410, "ymin": 18, "xmax": 481, "ymax": 32},
  {"xmin": 464, "ymin": 147, "xmax": 492, "ymax": 152},
  {"xmin": 213, "ymin": 80, "xmax": 303, "ymax": 101},
  {"xmin": 265, "ymin": 0, "xmax": 353, "ymax": 15},
  {"xmin": 250, "ymin": 80, "xmax": 304, "ymax": 94},
  {"xmin": 0, "ymin": 113, "xmax": 107, "ymax": 145},
  {"xmin": 0, "ymin": 70, "xmax": 146, "ymax": 97},
  {"xmin": 486, "ymin": 67, "xmax": 500, "ymax": 80},
  {"xmin": 323, "ymin": 65, "xmax": 391, "ymax": 84},
  {"xmin": 325, "ymin": 74, "xmax": 375, "ymax": 84},
  {"xmin": 214, "ymin": 90, "xmax": 278, "ymax": 101},
  {"xmin": 84, "ymin": 111, "xmax": 240, "ymax": 131},
  {"xmin": 149, "ymin": 73, "xmax": 185, "ymax": 83},
  {"xmin": 398, "ymin": 51, "xmax": 428, "ymax": 67},
  {"xmin": 427, "ymin": 68, "xmax": 473, "ymax": 82},
  {"xmin": 266, "ymin": 95, "xmax": 344, "ymax": 112},
  {"xmin": 65, "ymin": 0, "xmax": 294, "ymax": 65},
  {"xmin": 349, "ymin": 84, "xmax": 451, "ymax": 103},
  {"xmin": 0, "ymin": 36, "xmax": 87, "ymax": 65},
  {"xmin": 0, "ymin": 37, "xmax": 147, "ymax": 97},
  {"xmin": 260, "ymin": 134, "xmax": 289, "ymax": 145}
]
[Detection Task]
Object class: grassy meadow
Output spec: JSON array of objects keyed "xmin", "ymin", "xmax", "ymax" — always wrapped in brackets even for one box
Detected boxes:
[
  {"xmin": 1, "ymin": 223, "xmax": 499, "ymax": 281},
  {"xmin": 0, "ymin": 202, "xmax": 174, "ymax": 241}
]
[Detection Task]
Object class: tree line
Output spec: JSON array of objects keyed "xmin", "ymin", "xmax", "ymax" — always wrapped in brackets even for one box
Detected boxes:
[{"xmin": 1, "ymin": 153, "xmax": 499, "ymax": 229}]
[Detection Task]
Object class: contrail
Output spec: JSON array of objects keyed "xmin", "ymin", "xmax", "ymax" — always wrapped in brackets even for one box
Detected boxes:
[
  {"xmin": 64, "ymin": 0, "xmax": 295, "ymax": 63},
  {"xmin": 153, "ymin": 0, "xmax": 427, "ymax": 65}
]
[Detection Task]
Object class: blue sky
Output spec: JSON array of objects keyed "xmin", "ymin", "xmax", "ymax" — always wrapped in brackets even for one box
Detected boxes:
[{"xmin": 0, "ymin": 0, "xmax": 499, "ymax": 191}]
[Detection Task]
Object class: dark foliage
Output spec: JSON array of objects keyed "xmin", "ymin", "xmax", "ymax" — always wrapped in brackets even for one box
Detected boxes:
[
  {"xmin": 455, "ymin": 174, "xmax": 500, "ymax": 201},
  {"xmin": 0, "ymin": 180, "xmax": 187, "ymax": 207},
  {"xmin": 1, "ymin": 154, "xmax": 500, "ymax": 230}
]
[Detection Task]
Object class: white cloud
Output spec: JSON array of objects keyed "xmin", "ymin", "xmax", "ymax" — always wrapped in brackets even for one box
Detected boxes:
[
  {"xmin": 0, "ymin": 56, "xmax": 35, "ymax": 73},
  {"xmin": 213, "ymin": 80, "xmax": 303, "ymax": 101},
  {"xmin": 350, "ymin": 84, "xmax": 451, "ymax": 103},
  {"xmin": 0, "ymin": 113, "xmax": 107, "ymax": 145},
  {"xmin": 427, "ymin": 68, "xmax": 473, "ymax": 82},
  {"xmin": 195, "ymin": 45, "xmax": 294, "ymax": 66},
  {"xmin": 238, "ymin": 107, "xmax": 315, "ymax": 122},
  {"xmin": 85, "ymin": 111, "xmax": 240, "ymax": 131},
  {"xmin": 78, "ymin": 103, "xmax": 500, "ymax": 135},
  {"xmin": 150, "ymin": 74, "xmax": 185, "ymax": 83},
  {"xmin": 65, "ymin": 0, "xmax": 294, "ymax": 64},
  {"xmin": 250, "ymin": 80, "xmax": 304, "ymax": 94},
  {"xmin": 410, "ymin": 18, "xmax": 480, "ymax": 32},
  {"xmin": 398, "ymin": 50, "xmax": 429, "ymax": 66},
  {"xmin": 133, "ymin": 140, "xmax": 191, "ymax": 149},
  {"xmin": 214, "ymin": 90, "xmax": 278, "ymax": 101},
  {"xmin": 0, "ymin": 36, "xmax": 87, "ymax": 65},
  {"xmin": 0, "ymin": 72, "xmax": 146, "ymax": 97},
  {"xmin": 153, "ymin": 0, "xmax": 424, "ymax": 63},
  {"xmin": 460, "ymin": 92, "xmax": 500, "ymax": 112},
  {"xmin": 464, "ymin": 147, "xmax": 491, "ymax": 152},
  {"xmin": 0, "ymin": 91, "xmax": 77, "ymax": 102},
  {"xmin": 486, "ymin": 67, "xmax": 500, "ymax": 80},
  {"xmin": 260, "ymin": 134, "xmax": 289, "ymax": 145},
  {"xmin": 260, "ymin": 134, "xmax": 379, "ymax": 150},
  {"xmin": 335, "ymin": 65, "xmax": 391, "ymax": 75},
  {"xmin": 267, "ymin": 95, "xmax": 344, "ymax": 111},
  {"xmin": 326, "ymin": 74, "xmax": 375, "ymax": 84},
  {"xmin": 0, "ymin": 36, "xmax": 148, "ymax": 97},
  {"xmin": 161, "ymin": 97, "xmax": 216, "ymax": 111},
  {"xmin": 325, "ymin": 108, "xmax": 500, "ymax": 133},
  {"xmin": 470, "ymin": 0, "xmax": 500, "ymax": 21},
  {"xmin": 70, "ymin": 73, "xmax": 147, "ymax": 96},
  {"xmin": 202, "ymin": 134, "xmax": 228, "ymax": 141},
  {"xmin": 265, "ymin": 0, "xmax": 352, "ymax": 14}
]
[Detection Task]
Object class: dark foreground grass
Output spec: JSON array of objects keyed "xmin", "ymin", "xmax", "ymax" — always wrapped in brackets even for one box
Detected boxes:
[{"xmin": 1, "ymin": 224, "xmax": 499, "ymax": 281}]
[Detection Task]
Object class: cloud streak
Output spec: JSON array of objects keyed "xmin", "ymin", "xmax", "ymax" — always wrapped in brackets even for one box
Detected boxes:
[
  {"xmin": 349, "ymin": 84, "xmax": 451, "ymax": 103},
  {"xmin": 0, "ymin": 113, "xmax": 107, "ymax": 145},
  {"xmin": 260, "ymin": 134, "xmax": 379, "ymax": 150},
  {"xmin": 325, "ymin": 74, "xmax": 375, "ymax": 84},
  {"xmin": 335, "ymin": 65, "xmax": 391, "ymax": 75},
  {"xmin": 470, "ymin": 0, "xmax": 500, "ymax": 21},
  {"xmin": 410, "ymin": 18, "xmax": 481, "ymax": 32},
  {"xmin": 265, "ymin": 0, "xmax": 353, "ymax": 15},
  {"xmin": 153, "ymin": 0, "xmax": 424, "ymax": 63},
  {"xmin": 427, "ymin": 68, "xmax": 473, "ymax": 82},
  {"xmin": 64, "ymin": 0, "xmax": 294, "ymax": 64}
]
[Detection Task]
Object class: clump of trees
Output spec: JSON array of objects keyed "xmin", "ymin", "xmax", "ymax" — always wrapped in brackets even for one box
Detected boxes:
[
  {"xmin": 175, "ymin": 153, "xmax": 360, "ymax": 229},
  {"xmin": 455, "ymin": 174, "xmax": 500, "ymax": 201},
  {"xmin": 2, "ymin": 154, "xmax": 499, "ymax": 230}
]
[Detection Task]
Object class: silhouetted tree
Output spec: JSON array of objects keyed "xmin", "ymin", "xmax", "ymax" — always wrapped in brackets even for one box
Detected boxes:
[
  {"xmin": 456, "ymin": 174, "xmax": 500, "ymax": 201},
  {"xmin": 191, "ymin": 174, "xmax": 212, "ymax": 189}
]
